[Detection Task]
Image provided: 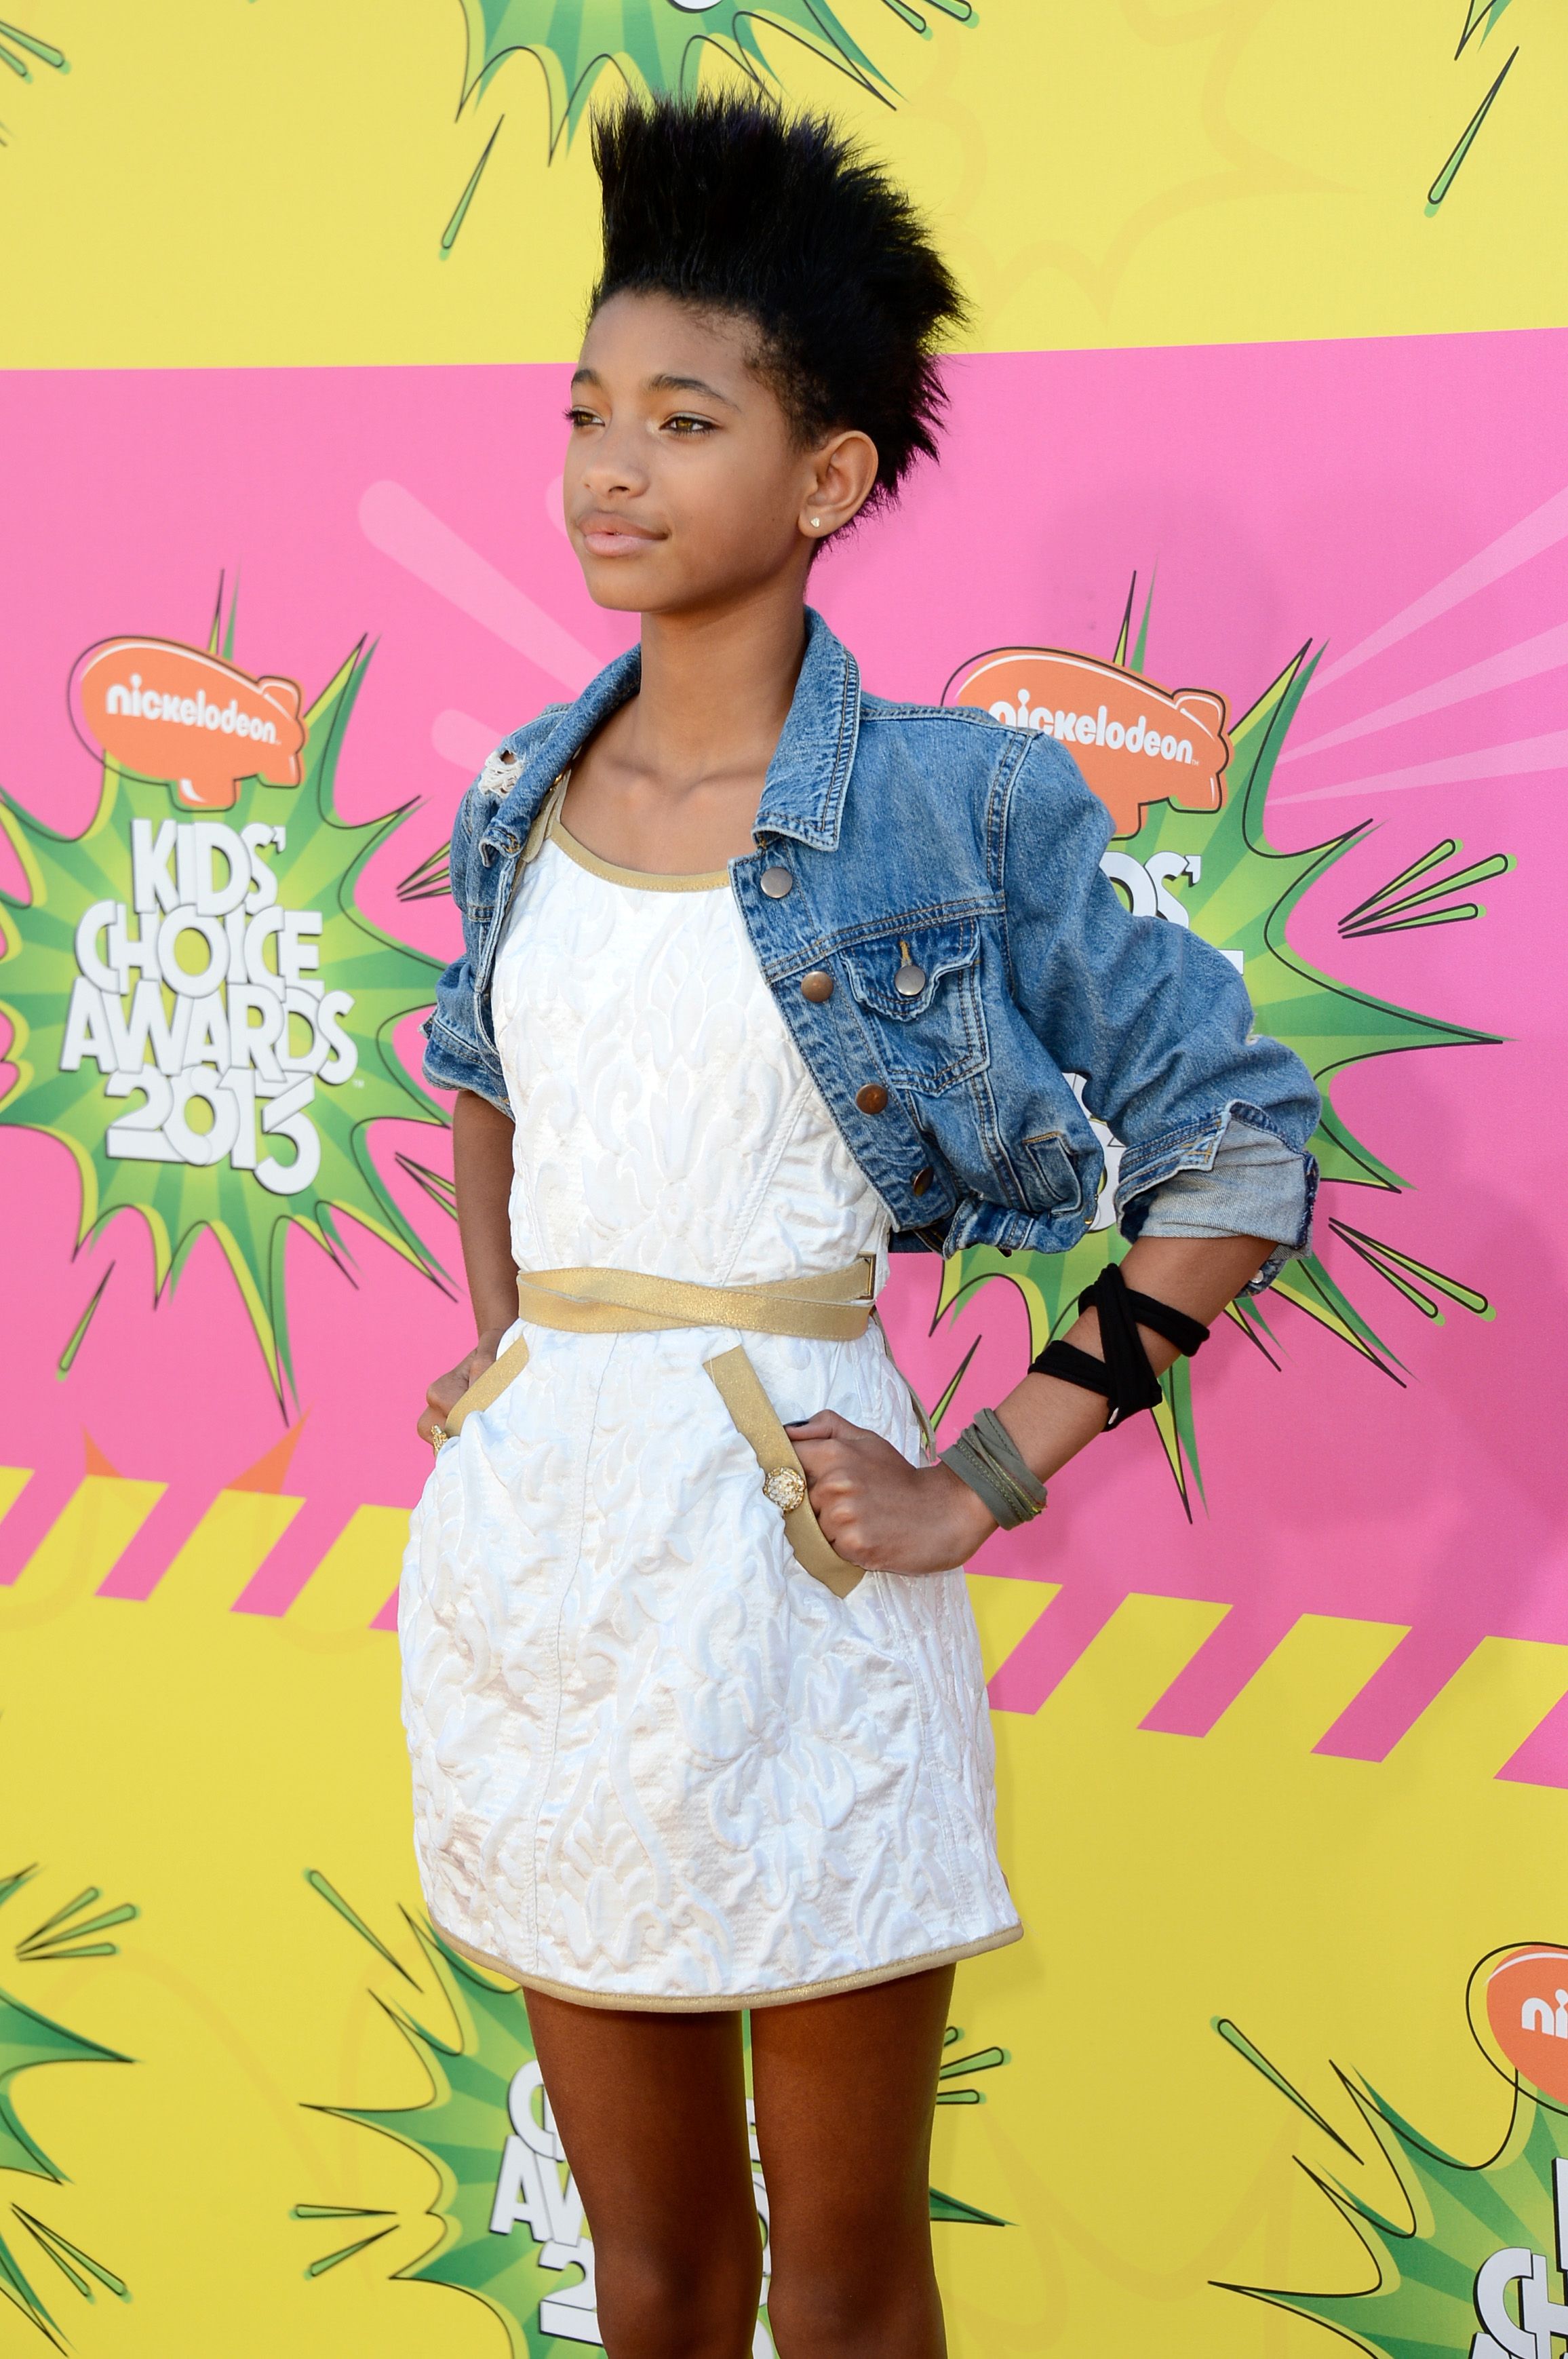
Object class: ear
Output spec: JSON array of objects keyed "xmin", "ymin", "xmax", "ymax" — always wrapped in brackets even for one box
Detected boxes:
[{"xmin": 798, "ymin": 430, "xmax": 880, "ymax": 543}]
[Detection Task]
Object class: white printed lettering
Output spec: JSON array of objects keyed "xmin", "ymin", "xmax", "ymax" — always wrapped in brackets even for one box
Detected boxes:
[{"xmin": 60, "ymin": 977, "xmax": 115, "ymax": 1074}]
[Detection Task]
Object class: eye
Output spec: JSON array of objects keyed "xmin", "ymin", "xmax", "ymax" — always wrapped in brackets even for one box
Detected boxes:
[
  {"xmin": 663, "ymin": 412, "xmax": 714, "ymax": 437},
  {"xmin": 564, "ymin": 406, "xmax": 602, "ymax": 430}
]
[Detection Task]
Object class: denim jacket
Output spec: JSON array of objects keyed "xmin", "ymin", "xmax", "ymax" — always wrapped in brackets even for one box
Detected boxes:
[{"xmin": 423, "ymin": 609, "xmax": 1320, "ymax": 1286}]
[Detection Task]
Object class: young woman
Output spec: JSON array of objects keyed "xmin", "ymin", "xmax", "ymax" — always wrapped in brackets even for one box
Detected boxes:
[{"xmin": 402, "ymin": 94, "xmax": 1318, "ymax": 2359}]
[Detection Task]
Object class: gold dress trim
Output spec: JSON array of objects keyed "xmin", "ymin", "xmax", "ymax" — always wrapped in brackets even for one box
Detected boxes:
[
  {"xmin": 511, "ymin": 1258, "xmax": 876, "ymax": 1342},
  {"xmin": 547, "ymin": 812, "xmax": 730, "ymax": 894},
  {"xmin": 431, "ymin": 1914, "xmax": 1025, "ymax": 2012}
]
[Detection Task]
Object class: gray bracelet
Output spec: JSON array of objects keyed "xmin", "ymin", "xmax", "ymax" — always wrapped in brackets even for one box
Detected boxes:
[{"xmin": 940, "ymin": 1407, "xmax": 1048, "ymax": 1529}]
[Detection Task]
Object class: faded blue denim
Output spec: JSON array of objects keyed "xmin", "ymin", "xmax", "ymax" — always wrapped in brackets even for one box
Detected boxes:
[{"xmin": 423, "ymin": 609, "xmax": 1321, "ymax": 1288}]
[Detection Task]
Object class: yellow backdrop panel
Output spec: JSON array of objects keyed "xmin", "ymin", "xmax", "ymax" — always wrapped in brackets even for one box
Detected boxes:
[{"xmin": 1, "ymin": 0, "xmax": 1565, "ymax": 368}]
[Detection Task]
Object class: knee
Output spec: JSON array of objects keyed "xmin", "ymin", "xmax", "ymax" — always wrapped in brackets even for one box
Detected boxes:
[
  {"xmin": 766, "ymin": 2250, "xmax": 943, "ymax": 2359},
  {"xmin": 595, "ymin": 2241, "xmax": 762, "ymax": 2359}
]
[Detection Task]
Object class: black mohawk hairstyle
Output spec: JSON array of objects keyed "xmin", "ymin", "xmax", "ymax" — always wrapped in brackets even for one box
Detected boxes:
[{"xmin": 589, "ymin": 91, "xmax": 967, "ymax": 512}]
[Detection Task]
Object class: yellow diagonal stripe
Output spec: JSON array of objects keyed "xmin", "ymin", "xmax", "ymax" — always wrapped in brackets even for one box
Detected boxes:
[
  {"xmin": 1205, "ymin": 1614, "xmax": 1411, "ymax": 1755},
  {"xmin": 1042, "ymin": 1593, "xmax": 1232, "ymax": 1732},
  {"xmin": 151, "ymin": 1492, "xmax": 304, "ymax": 1613},
  {"xmin": 1, "ymin": 1475, "xmax": 163, "ymax": 1629},
  {"xmin": 0, "ymin": 1464, "xmax": 33, "ymax": 1526},
  {"xmin": 1384, "ymin": 1636, "xmax": 1568, "ymax": 1786},
  {"xmin": 283, "ymin": 1506, "xmax": 409, "ymax": 1645},
  {"xmin": 966, "ymin": 1572, "xmax": 1059, "ymax": 1684}
]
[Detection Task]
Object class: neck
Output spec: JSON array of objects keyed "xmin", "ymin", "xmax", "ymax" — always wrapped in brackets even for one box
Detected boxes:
[{"xmin": 624, "ymin": 579, "xmax": 809, "ymax": 786}]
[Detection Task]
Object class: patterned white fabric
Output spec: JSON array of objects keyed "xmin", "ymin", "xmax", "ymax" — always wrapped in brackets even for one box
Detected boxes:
[{"xmin": 399, "ymin": 829, "xmax": 1020, "ymax": 2006}]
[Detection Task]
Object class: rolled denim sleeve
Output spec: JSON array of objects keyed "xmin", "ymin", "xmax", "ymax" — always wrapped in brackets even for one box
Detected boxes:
[
  {"xmin": 1129, "ymin": 1115, "xmax": 1314, "ymax": 1288},
  {"xmin": 1000, "ymin": 733, "xmax": 1320, "ymax": 1289},
  {"xmin": 420, "ymin": 950, "xmax": 510, "ymax": 1114},
  {"xmin": 418, "ymin": 779, "xmax": 512, "ymax": 1116}
]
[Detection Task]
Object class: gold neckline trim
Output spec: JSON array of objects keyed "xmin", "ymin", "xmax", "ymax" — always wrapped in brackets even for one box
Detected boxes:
[{"xmin": 547, "ymin": 814, "xmax": 730, "ymax": 894}]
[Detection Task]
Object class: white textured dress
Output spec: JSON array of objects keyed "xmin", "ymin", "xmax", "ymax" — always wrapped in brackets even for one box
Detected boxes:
[{"xmin": 399, "ymin": 816, "xmax": 1021, "ymax": 2008}]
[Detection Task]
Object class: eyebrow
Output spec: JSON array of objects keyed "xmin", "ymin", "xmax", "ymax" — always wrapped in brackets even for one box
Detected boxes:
[
  {"xmin": 570, "ymin": 365, "xmax": 737, "ymax": 410},
  {"xmin": 646, "ymin": 372, "xmax": 737, "ymax": 407}
]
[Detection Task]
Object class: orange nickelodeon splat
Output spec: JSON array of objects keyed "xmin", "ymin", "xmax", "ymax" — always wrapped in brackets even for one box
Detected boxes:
[
  {"xmin": 1482, "ymin": 1945, "xmax": 1568, "ymax": 2107},
  {"xmin": 946, "ymin": 646, "xmax": 1230, "ymax": 840},
  {"xmin": 72, "ymin": 637, "xmax": 306, "ymax": 812}
]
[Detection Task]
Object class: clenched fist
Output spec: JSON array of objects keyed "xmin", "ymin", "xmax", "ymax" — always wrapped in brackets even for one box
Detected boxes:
[
  {"xmin": 785, "ymin": 1409, "xmax": 996, "ymax": 1576},
  {"xmin": 416, "ymin": 1325, "xmax": 512, "ymax": 1449}
]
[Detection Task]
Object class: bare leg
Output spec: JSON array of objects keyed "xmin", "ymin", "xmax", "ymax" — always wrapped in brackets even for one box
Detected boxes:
[
  {"xmin": 752, "ymin": 1964, "xmax": 954, "ymax": 2359},
  {"xmin": 524, "ymin": 1989, "xmax": 762, "ymax": 2359}
]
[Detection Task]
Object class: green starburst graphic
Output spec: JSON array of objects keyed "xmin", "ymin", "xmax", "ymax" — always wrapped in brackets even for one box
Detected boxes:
[
  {"xmin": 0, "ymin": 1866, "xmax": 134, "ymax": 2347},
  {"xmin": 0, "ymin": 18, "xmax": 67, "ymax": 152},
  {"xmin": 1428, "ymin": 1, "xmax": 1523, "ymax": 210},
  {"xmin": 462, "ymin": 0, "xmax": 975, "ymax": 145},
  {"xmin": 937, "ymin": 585, "xmax": 1504, "ymax": 1508},
  {"xmin": 1217, "ymin": 2013, "xmax": 1568, "ymax": 2355},
  {"xmin": 0, "ymin": 612, "xmax": 446, "ymax": 1401},
  {"xmin": 438, "ymin": 0, "xmax": 975, "ymax": 244},
  {"xmin": 303, "ymin": 1875, "xmax": 1006, "ymax": 2353}
]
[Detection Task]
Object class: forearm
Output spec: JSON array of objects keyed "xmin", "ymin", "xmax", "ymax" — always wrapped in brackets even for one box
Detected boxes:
[
  {"xmin": 453, "ymin": 1088, "xmax": 520, "ymax": 1339},
  {"xmin": 922, "ymin": 1233, "xmax": 1272, "ymax": 1549},
  {"xmin": 793, "ymin": 1232, "xmax": 1276, "ymax": 1574},
  {"xmin": 988, "ymin": 1232, "xmax": 1272, "ymax": 1487}
]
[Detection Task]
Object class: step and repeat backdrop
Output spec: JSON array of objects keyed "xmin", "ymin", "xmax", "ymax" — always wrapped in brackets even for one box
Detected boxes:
[{"xmin": 2, "ymin": 6, "xmax": 1566, "ymax": 2354}]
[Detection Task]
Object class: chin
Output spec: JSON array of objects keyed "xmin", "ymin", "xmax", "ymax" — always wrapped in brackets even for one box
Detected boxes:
[{"xmin": 579, "ymin": 560, "xmax": 649, "ymax": 613}]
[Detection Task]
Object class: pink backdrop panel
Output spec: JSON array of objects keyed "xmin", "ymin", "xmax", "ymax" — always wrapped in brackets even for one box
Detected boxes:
[{"xmin": 1, "ymin": 330, "xmax": 1561, "ymax": 1765}]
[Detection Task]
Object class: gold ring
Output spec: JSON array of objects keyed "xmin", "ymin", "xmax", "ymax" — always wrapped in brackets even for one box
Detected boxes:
[
  {"xmin": 762, "ymin": 1466, "xmax": 806, "ymax": 1513},
  {"xmin": 429, "ymin": 1426, "xmax": 448, "ymax": 1452}
]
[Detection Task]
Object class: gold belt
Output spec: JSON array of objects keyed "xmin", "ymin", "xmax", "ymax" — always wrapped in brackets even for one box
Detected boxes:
[{"xmin": 442, "ymin": 1259, "xmax": 877, "ymax": 1597}]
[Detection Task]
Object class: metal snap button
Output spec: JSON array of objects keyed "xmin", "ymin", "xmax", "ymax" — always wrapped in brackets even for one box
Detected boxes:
[
  {"xmin": 800, "ymin": 970, "xmax": 834, "ymax": 1003},
  {"xmin": 911, "ymin": 1166, "xmax": 934, "ymax": 1196},
  {"xmin": 855, "ymin": 1083, "xmax": 889, "ymax": 1115},
  {"xmin": 760, "ymin": 865, "xmax": 794, "ymax": 899},
  {"xmin": 894, "ymin": 960, "xmax": 926, "ymax": 998}
]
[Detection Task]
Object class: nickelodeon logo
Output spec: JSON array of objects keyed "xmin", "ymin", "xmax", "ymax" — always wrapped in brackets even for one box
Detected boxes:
[
  {"xmin": 945, "ymin": 646, "xmax": 1230, "ymax": 839},
  {"xmin": 73, "ymin": 638, "xmax": 305, "ymax": 811},
  {"xmin": 1474, "ymin": 1945, "xmax": 1568, "ymax": 2108},
  {"xmin": 1521, "ymin": 1991, "xmax": 1568, "ymax": 2040}
]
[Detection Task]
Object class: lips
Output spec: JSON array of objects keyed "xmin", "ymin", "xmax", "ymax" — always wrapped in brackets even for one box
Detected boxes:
[{"xmin": 577, "ymin": 513, "xmax": 661, "ymax": 555}]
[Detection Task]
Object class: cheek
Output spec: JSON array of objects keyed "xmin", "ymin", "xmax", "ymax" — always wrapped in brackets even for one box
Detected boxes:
[{"xmin": 669, "ymin": 448, "xmax": 800, "ymax": 565}]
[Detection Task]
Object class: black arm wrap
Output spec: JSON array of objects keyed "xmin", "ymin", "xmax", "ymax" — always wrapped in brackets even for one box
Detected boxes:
[{"xmin": 1029, "ymin": 1263, "xmax": 1211, "ymax": 1429}]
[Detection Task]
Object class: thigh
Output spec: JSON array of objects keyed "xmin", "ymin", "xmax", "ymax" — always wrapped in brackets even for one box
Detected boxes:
[
  {"xmin": 524, "ymin": 1988, "xmax": 762, "ymax": 2355},
  {"xmin": 751, "ymin": 1966, "xmax": 954, "ymax": 2354}
]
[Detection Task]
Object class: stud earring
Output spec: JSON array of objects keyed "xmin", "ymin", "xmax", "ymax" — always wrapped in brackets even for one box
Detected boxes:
[{"xmin": 810, "ymin": 517, "xmax": 822, "ymax": 529}]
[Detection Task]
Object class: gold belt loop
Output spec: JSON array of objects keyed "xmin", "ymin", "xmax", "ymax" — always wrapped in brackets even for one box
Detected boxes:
[
  {"xmin": 703, "ymin": 1348, "xmax": 863, "ymax": 1597},
  {"xmin": 441, "ymin": 1331, "xmax": 534, "ymax": 1435}
]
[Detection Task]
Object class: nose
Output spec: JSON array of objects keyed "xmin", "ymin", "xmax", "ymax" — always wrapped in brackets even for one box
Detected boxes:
[{"xmin": 576, "ymin": 414, "xmax": 648, "ymax": 503}]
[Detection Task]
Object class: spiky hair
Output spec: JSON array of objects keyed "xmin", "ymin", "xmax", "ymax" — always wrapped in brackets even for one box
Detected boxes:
[{"xmin": 589, "ymin": 92, "xmax": 967, "ymax": 511}]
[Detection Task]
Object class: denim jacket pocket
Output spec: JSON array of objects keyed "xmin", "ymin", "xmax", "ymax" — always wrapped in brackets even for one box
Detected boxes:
[
  {"xmin": 840, "ymin": 916, "xmax": 987, "ymax": 1093},
  {"xmin": 1022, "ymin": 1128, "xmax": 1083, "ymax": 1215}
]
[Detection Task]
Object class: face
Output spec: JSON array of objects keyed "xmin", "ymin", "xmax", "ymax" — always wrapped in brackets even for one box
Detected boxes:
[{"xmin": 564, "ymin": 290, "xmax": 877, "ymax": 615}]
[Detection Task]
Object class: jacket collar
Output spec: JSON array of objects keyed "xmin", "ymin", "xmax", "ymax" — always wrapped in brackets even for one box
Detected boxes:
[
  {"xmin": 753, "ymin": 607, "xmax": 861, "ymax": 851},
  {"xmin": 479, "ymin": 606, "xmax": 861, "ymax": 859},
  {"xmin": 479, "ymin": 643, "xmax": 642, "ymax": 858}
]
